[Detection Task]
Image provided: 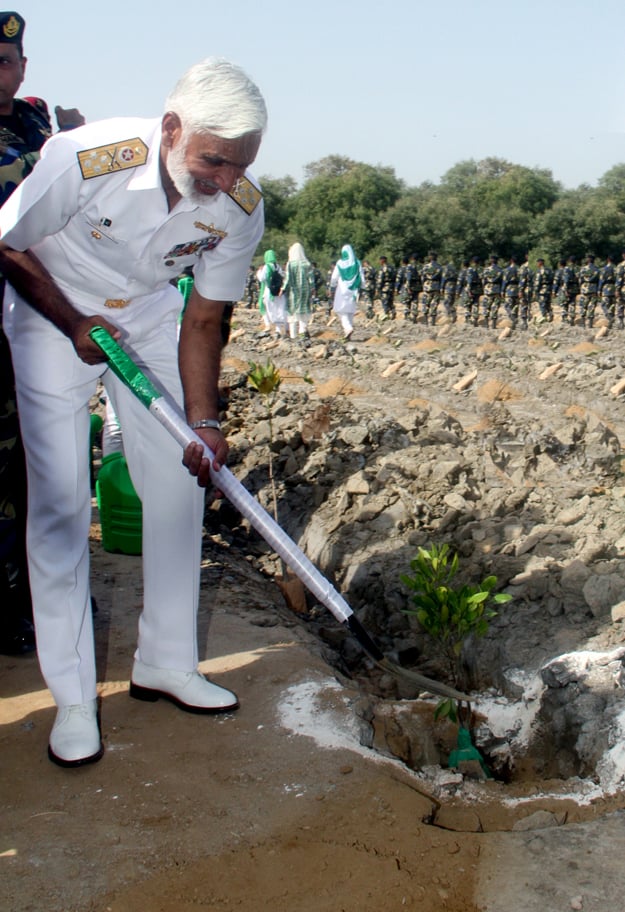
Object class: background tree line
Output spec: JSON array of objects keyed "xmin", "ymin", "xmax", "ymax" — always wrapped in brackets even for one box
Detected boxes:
[{"xmin": 257, "ymin": 155, "xmax": 625, "ymax": 271}]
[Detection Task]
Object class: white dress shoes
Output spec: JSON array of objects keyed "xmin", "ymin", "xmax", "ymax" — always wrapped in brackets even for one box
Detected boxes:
[
  {"xmin": 129, "ymin": 659, "xmax": 239, "ymax": 714},
  {"xmin": 48, "ymin": 699, "xmax": 104, "ymax": 768}
]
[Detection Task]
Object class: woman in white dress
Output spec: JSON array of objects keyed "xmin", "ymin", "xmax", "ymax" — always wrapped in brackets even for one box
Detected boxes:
[
  {"xmin": 330, "ymin": 244, "xmax": 365, "ymax": 340},
  {"xmin": 256, "ymin": 249, "xmax": 287, "ymax": 337}
]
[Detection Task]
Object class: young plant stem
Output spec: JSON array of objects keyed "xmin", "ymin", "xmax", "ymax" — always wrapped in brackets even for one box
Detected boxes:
[{"xmin": 266, "ymin": 406, "xmax": 288, "ymax": 578}]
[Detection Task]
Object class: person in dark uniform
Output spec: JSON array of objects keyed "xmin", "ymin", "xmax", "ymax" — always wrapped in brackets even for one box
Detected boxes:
[
  {"xmin": 562, "ymin": 255, "xmax": 580, "ymax": 326},
  {"xmin": 455, "ymin": 258, "xmax": 469, "ymax": 322},
  {"xmin": 578, "ymin": 254, "xmax": 600, "ymax": 328},
  {"xmin": 465, "ymin": 256, "xmax": 483, "ymax": 326},
  {"xmin": 501, "ymin": 255, "xmax": 520, "ymax": 328},
  {"xmin": 404, "ymin": 253, "xmax": 422, "ymax": 322},
  {"xmin": 244, "ymin": 264, "xmax": 258, "ymax": 308},
  {"xmin": 0, "ymin": 11, "xmax": 52, "ymax": 654},
  {"xmin": 481, "ymin": 254, "xmax": 503, "ymax": 328},
  {"xmin": 310, "ymin": 260, "xmax": 323, "ymax": 310},
  {"xmin": 395, "ymin": 255, "xmax": 408, "ymax": 309},
  {"xmin": 376, "ymin": 255, "xmax": 396, "ymax": 318},
  {"xmin": 517, "ymin": 253, "xmax": 533, "ymax": 329},
  {"xmin": 552, "ymin": 258, "xmax": 566, "ymax": 321},
  {"xmin": 533, "ymin": 258, "xmax": 553, "ymax": 322},
  {"xmin": 441, "ymin": 261, "xmax": 457, "ymax": 323},
  {"xmin": 598, "ymin": 255, "xmax": 616, "ymax": 328},
  {"xmin": 420, "ymin": 250, "xmax": 443, "ymax": 325},
  {"xmin": 361, "ymin": 258, "xmax": 377, "ymax": 318},
  {"xmin": 615, "ymin": 251, "xmax": 625, "ymax": 330}
]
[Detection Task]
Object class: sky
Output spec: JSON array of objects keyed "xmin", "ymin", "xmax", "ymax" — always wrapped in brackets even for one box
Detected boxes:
[{"xmin": 15, "ymin": 0, "xmax": 625, "ymax": 190}]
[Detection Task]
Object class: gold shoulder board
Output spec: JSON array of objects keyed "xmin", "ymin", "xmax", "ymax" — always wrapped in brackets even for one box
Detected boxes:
[
  {"xmin": 227, "ymin": 176, "xmax": 262, "ymax": 215},
  {"xmin": 77, "ymin": 138, "xmax": 148, "ymax": 180}
]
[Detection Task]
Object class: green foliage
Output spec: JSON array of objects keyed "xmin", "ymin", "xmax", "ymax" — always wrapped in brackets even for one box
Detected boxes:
[
  {"xmin": 401, "ymin": 543, "xmax": 511, "ymax": 690},
  {"xmin": 434, "ymin": 697, "xmax": 458, "ymax": 723},
  {"xmin": 256, "ymin": 152, "xmax": 625, "ymax": 269},
  {"xmin": 247, "ymin": 360, "xmax": 282, "ymax": 397},
  {"xmin": 258, "ymin": 175, "xmax": 298, "ymax": 231},
  {"xmin": 247, "ymin": 361, "xmax": 283, "ymax": 556},
  {"xmin": 288, "ymin": 159, "xmax": 403, "ymax": 261}
]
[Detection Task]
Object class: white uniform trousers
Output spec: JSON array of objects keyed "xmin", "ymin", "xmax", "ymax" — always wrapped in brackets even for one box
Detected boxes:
[{"xmin": 5, "ymin": 294, "xmax": 205, "ymax": 707}]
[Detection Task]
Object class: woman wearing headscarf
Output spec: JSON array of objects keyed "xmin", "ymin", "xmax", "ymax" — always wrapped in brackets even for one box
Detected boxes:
[
  {"xmin": 256, "ymin": 249, "xmax": 287, "ymax": 338},
  {"xmin": 330, "ymin": 244, "xmax": 365, "ymax": 340},
  {"xmin": 282, "ymin": 242, "xmax": 315, "ymax": 340}
]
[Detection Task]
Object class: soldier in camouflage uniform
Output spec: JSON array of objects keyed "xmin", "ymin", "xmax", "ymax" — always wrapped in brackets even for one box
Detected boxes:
[
  {"xmin": 578, "ymin": 254, "xmax": 600, "ymax": 328},
  {"xmin": 598, "ymin": 254, "xmax": 616, "ymax": 328},
  {"xmin": 464, "ymin": 257, "xmax": 483, "ymax": 325},
  {"xmin": 325, "ymin": 262, "xmax": 335, "ymax": 314},
  {"xmin": 441, "ymin": 261, "xmax": 457, "ymax": 322},
  {"xmin": 403, "ymin": 253, "xmax": 422, "ymax": 322},
  {"xmin": 562, "ymin": 255, "xmax": 580, "ymax": 326},
  {"xmin": 552, "ymin": 258, "xmax": 566, "ymax": 321},
  {"xmin": 455, "ymin": 259, "xmax": 469, "ymax": 321},
  {"xmin": 376, "ymin": 255, "xmax": 396, "ymax": 318},
  {"xmin": 420, "ymin": 250, "xmax": 443, "ymax": 325},
  {"xmin": 244, "ymin": 264, "xmax": 258, "ymax": 308},
  {"xmin": 501, "ymin": 255, "xmax": 520, "ymax": 327},
  {"xmin": 533, "ymin": 258, "xmax": 553, "ymax": 321},
  {"xmin": 481, "ymin": 254, "xmax": 503, "ymax": 328},
  {"xmin": 361, "ymin": 259, "xmax": 377, "ymax": 318},
  {"xmin": 517, "ymin": 254, "xmax": 533, "ymax": 328},
  {"xmin": 615, "ymin": 251, "xmax": 625, "ymax": 330},
  {"xmin": 0, "ymin": 12, "xmax": 53, "ymax": 654},
  {"xmin": 395, "ymin": 256, "xmax": 408, "ymax": 311},
  {"xmin": 309, "ymin": 261, "xmax": 323, "ymax": 310}
]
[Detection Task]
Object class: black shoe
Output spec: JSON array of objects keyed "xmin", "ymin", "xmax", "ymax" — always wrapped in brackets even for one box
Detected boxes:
[{"xmin": 0, "ymin": 616, "xmax": 36, "ymax": 655}]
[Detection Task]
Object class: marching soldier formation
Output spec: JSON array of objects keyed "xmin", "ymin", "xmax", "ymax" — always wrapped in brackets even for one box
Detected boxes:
[
  {"xmin": 251, "ymin": 250, "xmax": 625, "ymax": 335},
  {"xmin": 326, "ymin": 251, "xmax": 625, "ymax": 331}
]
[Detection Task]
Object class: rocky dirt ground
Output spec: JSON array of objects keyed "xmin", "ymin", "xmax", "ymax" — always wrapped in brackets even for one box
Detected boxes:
[{"xmin": 2, "ymin": 301, "xmax": 625, "ymax": 912}]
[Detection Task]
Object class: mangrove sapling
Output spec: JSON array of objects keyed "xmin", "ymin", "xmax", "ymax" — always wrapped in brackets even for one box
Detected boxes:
[
  {"xmin": 247, "ymin": 360, "xmax": 284, "ymax": 570},
  {"xmin": 401, "ymin": 542, "xmax": 512, "ymax": 722}
]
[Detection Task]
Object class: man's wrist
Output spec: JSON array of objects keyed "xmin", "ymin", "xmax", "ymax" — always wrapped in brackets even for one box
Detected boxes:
[{"xmin": 189, "ymin": 418, "xmax": 221, "ymax": 430}]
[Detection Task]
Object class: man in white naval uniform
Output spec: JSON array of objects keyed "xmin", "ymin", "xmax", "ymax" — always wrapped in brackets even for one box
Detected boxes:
[{"xmin": 0, "ymin": 58, "xmax": 267, "ymax": 767}]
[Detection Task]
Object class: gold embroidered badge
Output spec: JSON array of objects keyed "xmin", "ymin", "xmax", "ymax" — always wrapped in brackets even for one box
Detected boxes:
[
  {"xmin": 3, "ymin": 15, "xmax": 21, "ymax": 39},
  {"xmin": 194, "ymin": 221, "xmax": 228, "ymax": 238},
  {"xmin": 227, "ymin": 176, "xmax": 262, "ymax": 215},
  {"xmin": 77, "ymin": 139, "xmax": 148, "ymax": 180},
  {"xmin": 104, "ymin": 298, "xmax": 130, "ymax": 309}
]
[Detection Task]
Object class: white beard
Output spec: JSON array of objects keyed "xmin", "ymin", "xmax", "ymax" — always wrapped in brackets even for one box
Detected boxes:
[{"xmin": 166, "ymin": 142, "xmax": 218, "ymax": 206}]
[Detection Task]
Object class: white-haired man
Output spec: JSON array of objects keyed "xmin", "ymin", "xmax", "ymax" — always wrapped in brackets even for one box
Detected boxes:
[{"xmin": 0, "ymin": 58, "xmax": 267, "ymax": 767}]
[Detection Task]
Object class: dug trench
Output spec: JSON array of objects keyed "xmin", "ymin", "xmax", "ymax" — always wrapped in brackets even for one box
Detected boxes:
[{"xmin": 214, "ymin": 306, "xmax": 625, "ymax": 815}]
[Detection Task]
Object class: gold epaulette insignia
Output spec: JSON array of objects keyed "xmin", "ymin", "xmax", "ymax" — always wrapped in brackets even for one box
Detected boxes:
[
  {"xmin": 77, "ymin": 138, "xmax": 148, "ymax": 180},
  {"xmin": 227, "ymin": 176, "xmax": 262, "ymax": 215}
]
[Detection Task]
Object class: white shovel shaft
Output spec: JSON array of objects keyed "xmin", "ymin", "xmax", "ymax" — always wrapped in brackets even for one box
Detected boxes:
[{"xmin": 150, "ymin": 397, "xmax": 354, "ymax": 623}]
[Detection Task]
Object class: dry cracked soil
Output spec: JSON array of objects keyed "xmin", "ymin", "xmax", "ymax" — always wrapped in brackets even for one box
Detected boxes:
[{"xmin": 2, "ymin": 303, "xmax": 625, "ymax": 912}]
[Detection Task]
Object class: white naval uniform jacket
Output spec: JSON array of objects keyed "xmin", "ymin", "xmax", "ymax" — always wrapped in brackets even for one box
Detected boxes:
[{"xmin": 0, "ymin": 116, "xmax": 264, "ymax": 327}]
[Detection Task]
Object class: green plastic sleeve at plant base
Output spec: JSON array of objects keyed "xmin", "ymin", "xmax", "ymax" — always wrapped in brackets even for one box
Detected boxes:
[{"xmin": 89, "ymin": 327, "xmax": 161, "ymax": 409}]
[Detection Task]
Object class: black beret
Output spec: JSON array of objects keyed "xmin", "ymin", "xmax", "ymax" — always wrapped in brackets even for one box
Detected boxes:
[{"xmin": 0, "ymin": 11, "xmax": 24, "ymax": 50}]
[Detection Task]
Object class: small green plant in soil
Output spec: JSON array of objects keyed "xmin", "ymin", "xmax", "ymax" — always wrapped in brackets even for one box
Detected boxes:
[
  {"xmin": 247, "ymin": 360, "xmax": 286, "ymax": 576},
  {"xmin": 247, "ymin": 359, "xmax": 282, "ymax": 520},
  {"xmin": 401, "ymin": 542, "xmax": 512, "ymax": 722}
]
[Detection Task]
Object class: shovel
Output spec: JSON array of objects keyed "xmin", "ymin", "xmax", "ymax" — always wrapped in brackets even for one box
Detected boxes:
[{"xmin": 89, "ymin": 326, "xmax": 469, "ymax": 702}]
